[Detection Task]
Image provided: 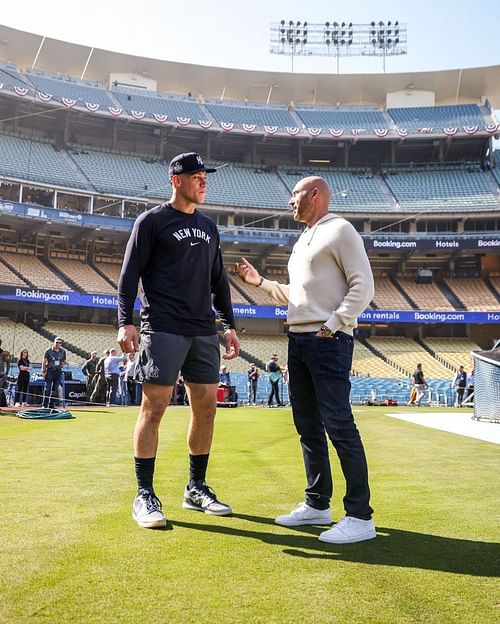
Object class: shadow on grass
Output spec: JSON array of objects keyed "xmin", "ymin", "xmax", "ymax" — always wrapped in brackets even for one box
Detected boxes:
[{"xmin": 170, "ymin": 513, "xmax": 500, "ymax": 577}]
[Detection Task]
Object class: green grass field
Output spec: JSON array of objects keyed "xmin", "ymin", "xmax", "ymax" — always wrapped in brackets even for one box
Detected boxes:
[{"xmin": 1, "ymin": 405, "xmax": 499, "ymax": 624}]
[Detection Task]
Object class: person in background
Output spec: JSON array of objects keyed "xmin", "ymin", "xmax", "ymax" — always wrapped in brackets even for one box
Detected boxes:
[
  {"xmin": 81, "ymin": 351, "xmax": 98, "ymax": 402},
  {"xmin": 104, "ymin": 348, "xmax": 124, "ymax": 406},
  {"xmin": 15, "ymin": 348, "xmax": 32, "ymax": 407},
  {"xmin": 466, "ymin": 369, "xmax": 475, "ymax": 401},
  {"xmin": 219, "ymin": 364, "xmax": 231, "ymax": 387},
  {"xmin": 266, "ymin": 354, "xmax": 282, "ymax": 407},
  {"xmin": 42, "ymin": 337, "xmax": 66, "ymax": 408},
  {"xmin": 452, "ymin": 365, "xmax": 467, "ymax": 407},
  {"xmin": 247, "ymin": 363, "xmax": 260, "ymax": 405},
  {"xmin": 411, "ymin": 363, "xmax": 427, "ymax": 407},
  {"xmin": 0, "ymin": 339, "xmax": 11, "ymax": 407},
  {"xmin": 125, "ymin": 352, "xmax": 138, "ymax": 405},
  {"xmin": 90, "ymin": 350, "xmax": 109, "ymax": 404}
]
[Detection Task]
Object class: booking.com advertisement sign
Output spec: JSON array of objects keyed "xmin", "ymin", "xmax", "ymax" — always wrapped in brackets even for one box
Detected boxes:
[{"xmin": 2, "ymin": 286, "xmax": 500, "ymax": 324}]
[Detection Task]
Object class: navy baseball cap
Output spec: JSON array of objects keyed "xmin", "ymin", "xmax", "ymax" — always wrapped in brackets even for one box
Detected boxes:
[{"xmin": 168, "ymin": 152, "xmax": 216, "ymax": 177}]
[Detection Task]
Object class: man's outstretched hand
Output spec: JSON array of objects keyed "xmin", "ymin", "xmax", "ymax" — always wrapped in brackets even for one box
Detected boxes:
[{"xmin": 234, "ymin": 257, "xmax": 261, "ymax": 286}]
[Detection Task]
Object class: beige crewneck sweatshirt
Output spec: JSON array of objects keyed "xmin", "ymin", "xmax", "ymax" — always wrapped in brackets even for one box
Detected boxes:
[{"xmin": 259, "ymin": 214, "xmax": 374, "ymax": 335}]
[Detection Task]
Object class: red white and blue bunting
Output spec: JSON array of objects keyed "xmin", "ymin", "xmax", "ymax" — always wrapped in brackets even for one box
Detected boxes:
[
  {"xmin": 198, "ymin": 120, "xmax": 212, "ymax": 129},
  {"xmin": 329, "ymin": 128, "xmax": 344, "ymax": 137},
  {"xmin": 307, "ymin": 128, "xmax": 322, "ymax": 137},
  {"xmin": 397, "ymin": 128, "xmax": 409, "ymax": 138},
  {"xmin": 177, "ymin": 117, "xmax": 191, "ymax": 126},
  {"xmin": 484, "ymin": 123, "xmax": 499, "ymax": 133},
  {"xmin": 463, "ymin": 126, "xmax": 479, "ymax": 134},
  {"xmin": 242, "ymin": 123, "xmax": 256, "ymax": 133},
  {"xmin": 220, "ymin": 121, "xmax": 234, "ymax": 131},
  {"xmin": 14, "ymin": 86, "xmax": 28, "ymax": 96},
  {"xmin": 108, "ymin": 107, "xmax": 123, "ymax": 116},
  {"xmin": 443, "ymin": 127, "xmax": 458, "ymax": 136},
  {"xmin": 286, "ymin": 127, "xmax": 300, "ymax": 136},
  {"xmin": 374, "ymin": 128, "xmax": 389, "ymax": 138},
  {"xmin": 62, "ymin": 97, "xmax": 77, "ymax": 108},
  {"xmin": 264, "ymin": 126, "xmax": 278, "ymax": 134},
  {"xmin": 85, "ymin": 102, "xmax": 100, "ymax": 112},
  {"xmin": 37, "ymin": 92, "xmax": 53, "ymax": 102},
  {"xmin": 131, "ymin": 110, "xmax": 146, "ymax": 120},
  {"xmin": 153, "ymin": 113, "xmax": 168, "ymax": 123}
]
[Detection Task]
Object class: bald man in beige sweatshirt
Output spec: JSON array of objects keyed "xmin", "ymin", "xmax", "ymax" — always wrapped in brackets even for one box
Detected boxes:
[{"xmin": 236, "ymin": 176, "xmax": 376, "ymax": 544}]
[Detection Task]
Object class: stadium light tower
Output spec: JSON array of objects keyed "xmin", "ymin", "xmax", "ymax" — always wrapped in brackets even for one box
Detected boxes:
[{"xmin": 270, "ymin": 19, "xmax": 407, "ymax": 73}]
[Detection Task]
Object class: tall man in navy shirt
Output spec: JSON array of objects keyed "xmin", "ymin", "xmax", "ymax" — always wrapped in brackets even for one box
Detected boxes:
[{"xmin": 117, "ymin": 152, "xmax": 240, "ymax": 529}]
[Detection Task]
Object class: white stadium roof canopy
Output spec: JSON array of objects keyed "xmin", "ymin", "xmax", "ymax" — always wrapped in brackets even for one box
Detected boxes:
[{"xmin": 1, "ymin": 24, "xmax": 500, "ymax": 108}]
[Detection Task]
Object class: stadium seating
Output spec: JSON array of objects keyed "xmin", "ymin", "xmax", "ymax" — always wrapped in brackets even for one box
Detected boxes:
[
  {"xmin": 0, "ymin": 258, "xmax": 29, "ymax": 287},
  {"xmin": 388, "ymin": 104, "xmax": 486, "ymax": 131},
  {"xmin": 229, "ymin": 275, "xmax": 276, "ymax": 305},
  {"xmin": 372, "ymin": 278, "xmax": 413, "ymax": 310},
  {"xmin": 0, "ymin": 63, "xmax": 31, "ymax": 91},
  {"xmin": 383, "ymin": 166, "xmax": 499, "ymax": 212},
  {"xmin": 366, "ymin": 336, "xmax": 453, "ymax": 379},
  {"xmin": 2, "ymin": 252, "xmax": 69, "ymax": 291},
  {"xmin": 26, "ymin": 71, "xmax": 115, "ymax": 109},
  {"xmin": 0, "ymin": 133, "xmax": 89, "ymax": 189},
  {"xmin": 206, "ymin": 102, "xmax": 296, "ymax": 127},
  {"xmin": 278, "ymin": 168, "xmax": 393, "ymax": 212},
  {"xmin": 397, "ymin": 278, "xmax": 455, "ymax": 311},
  {"xmin": 352, "ymin": 341, "xmax": 403, "ymax": 378},
  {"xmin": 49, "ymin": 258, "xmax": 116, "ymax": 294},
  {"xmin": 444, "ymin": 278, "xmax": 499, "ymax": 311},
  {"xmin": 43, "ymin": 321, "xmax": 118, "ymax": 360},
  {"xmin": 94, "ymin": 262, "xmax": 122, "ymax": 287},
  {"xmin": 296, "ymin": 108, "xmax": 390, "ymax": 130},
  {"xmin": 69, "ymin": 147, "xmax": 168, "ymax": 198},
  {"xmin": 422, "ymin": 337, "xmax": 479, "ymax": 371},
  {"xmin": 113, "ymin": 91, "xmax": 208, "ymax": 123},
  {"xmin": 205, "ymin": 164, "xmax": 289, "ymax": 209},
  {"xmin": 490, "ymin": 277, "xmax": 500, "ymax": 297},
  {"xmin": 0, "ymin": 318, "xmax": 80, "ymax": 364}
]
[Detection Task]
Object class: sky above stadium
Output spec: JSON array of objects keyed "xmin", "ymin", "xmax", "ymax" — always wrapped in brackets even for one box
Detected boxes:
[{"xmin": 1, "ymin": 0, "xmax": 499, "ymax": 74}]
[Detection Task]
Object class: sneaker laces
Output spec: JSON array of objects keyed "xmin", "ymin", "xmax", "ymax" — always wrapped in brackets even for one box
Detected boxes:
[
  {"xmin": 140, "ymin": 490, "xmax": 162, "ymax": 513},
  {"xmin": 192, "ymin": 483, "xmax": 218, "ymax": 505}
]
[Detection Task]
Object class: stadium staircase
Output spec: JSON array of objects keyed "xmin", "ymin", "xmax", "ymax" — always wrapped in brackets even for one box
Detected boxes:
[
  {"xmin": 45, "ymin": 258, "xmax": 81, "ymax": 292},
  {"xmin": 438, "ymin": 281, "xmax": 465, "ymax": 310},
  {"xmin": 217, "ymin": 334, "xmax": 266, "ymax": 372},
  {"xmin": 24, "ymin": 318, "xmax": 87, "ymax": 360},
  {"xmin": 414, "ymin": 336, "xmax": 454, "ymax": 372},
  {"xmin": 374, "ymin": 175, "xmax": 399, "ymax": 210},
  {"xmin": 390, "ymin": 276, "xmax": 418, "ymax": 309},
  {"xmin": 91, "ymin": 262, "xmax": 119, "ymax": 290},
  {"xmin": 228, "ymin": 275, "xmax": 258, "ymax": 305},
  {"xmin": 58, "ymin": 149, "xmax": 95, "ymax": 191},
  {"xmin": 356, "ymin": 337, "xmax": 411, "ymax": 376},
  {"xmin": 484, "ymin": 277, "xmax": 500, "ymax": 302},
  {"xmin": 0, "ymin": 257, "xmax": 36, "ymax": 288}
]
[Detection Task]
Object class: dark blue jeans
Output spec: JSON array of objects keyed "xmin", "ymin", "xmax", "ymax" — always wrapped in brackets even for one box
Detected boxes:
[
  {"xmin": 43, "ymin": 368, "xmax": 62, "ymax": 408},
  {"xmin": 287, "ymin": 331, "xmax": 373, "ymax": 519}
]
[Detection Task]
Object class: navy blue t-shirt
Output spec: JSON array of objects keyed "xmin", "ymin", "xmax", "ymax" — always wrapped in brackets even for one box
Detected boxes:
[{"xmin": 118, "ymin": 203, "xmax": 235, "ymax": 336}]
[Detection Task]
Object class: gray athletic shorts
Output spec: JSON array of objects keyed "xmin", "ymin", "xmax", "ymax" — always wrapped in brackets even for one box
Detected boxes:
[{"xmin": 135, "ymin": 332, "xmax": 220, "ymax": 386}]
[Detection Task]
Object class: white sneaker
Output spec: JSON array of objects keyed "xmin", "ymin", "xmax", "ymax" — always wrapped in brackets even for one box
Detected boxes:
[
  {"xmin": 275, "ymin": 502, "xmax": 332, "ymax": 527},
  {"xmin": 132, "ymin": 490, "xmax": 167, "ymax": 528},
  {"xmin": 319, "ymin": 516, "xmax": 376, "ymax": 544}
]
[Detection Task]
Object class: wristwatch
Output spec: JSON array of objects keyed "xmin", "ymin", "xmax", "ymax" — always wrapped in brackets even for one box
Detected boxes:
[{"xmin": 319, "ymin": 324, "xmax": 333, "ymax": 337}]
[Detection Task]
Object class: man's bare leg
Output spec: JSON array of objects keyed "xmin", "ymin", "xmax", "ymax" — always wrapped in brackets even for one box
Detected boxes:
[
  {"xmin": 182, "ymin": 382, "xmax": 232, "ymax": 515},
  {"xmin": 132, "ymin": 383, "xmax": 173, "ymax": 528}
]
